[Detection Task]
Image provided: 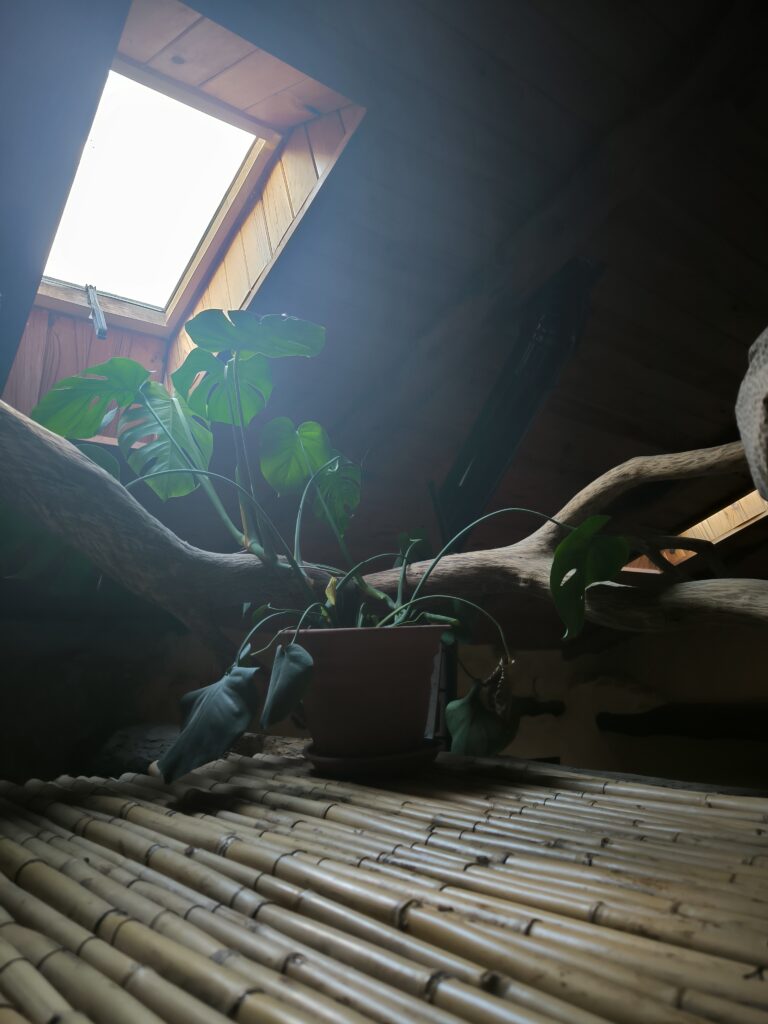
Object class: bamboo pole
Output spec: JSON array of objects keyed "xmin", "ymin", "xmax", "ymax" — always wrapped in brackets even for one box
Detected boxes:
[{"xmin": 0, "ymin": 756, "xmax": 766, "ymax": 1024}]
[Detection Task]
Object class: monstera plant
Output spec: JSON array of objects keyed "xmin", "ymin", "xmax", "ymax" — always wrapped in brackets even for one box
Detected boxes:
[{"xmin": 30, "ymin": 309, "xmax": 631, "ymax": 778}]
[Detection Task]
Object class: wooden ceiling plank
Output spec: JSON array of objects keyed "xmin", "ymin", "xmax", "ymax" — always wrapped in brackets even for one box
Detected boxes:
[
  {"xmin": 280, "ymin": 126, "xmax": 319, "ymax": 216},
  {"xmin": 339, "ymin": 104, "xmax": 365, "ymax": 135},
  {"xmin": 307, "ymin": 111, "xmax": 345, "ymax": 176},
  {"xmin": 239, "ymin": 202, "xmax": 273, "ymax": 288},
  {"xmin": 647, "ymin": 143, "xmax": 768, "ymax": 280},
  {"xmin": 112, "ymin": 55, "xmax": 282, "ymax": 143},
  {"xmin": 222, "ymin": 232, "xmax": 251, "ymax": 311},
  {"xmin": 261, "ymin": 163, "xmax": 294, "ymax": 251},
  {"xmin": 589, "ymin": 268, "xmax": 740, "ymax": 389},
  {"xmin": 531, "ymin": 0, "xmax": 675, "ymax": 86},
  {"xmin": 645, "ymin": 0, "xmax": 724, "ymax": 41},
  {"xmin": 345, "ymin": 3, "xmax": 758, "ymax": 448},
  {"xmin": 147, "ymin": 17, "xmax": 256, "ymax": 87},
  {"xmin": 206, "ymin": 260, "xmax": 231, "ymax": 311},
  {"xmin": 312, "ymin": 0, "xmax": 590, "ymax": 170},
  {"xmin": 419, "ymin": 0, "xmax": 631, "ymax": 130},
  {"xmin": 592, "ymin": 192, "xmax": 766, "ymax": 343},
  {"xmin": 118, "ymin": 0, "xmax": 201, "ymax": 65},
  {"xmin": 201, "ymin": 48, "xmax": 305, "ymax": 108},
  {"xmin": 246, "ymin": 79, "xmax": 352, "ymax": 128}
]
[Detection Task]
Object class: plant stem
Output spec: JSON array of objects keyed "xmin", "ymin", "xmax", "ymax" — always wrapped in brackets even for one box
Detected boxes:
[
  {"xmin": 125, "ymin": 467, "xmax": 317, "ymax": 605},
  {"xmin": 229, "ymin": 355, "xmax": 276, "ymax": 563},
  {"xmin": 235, "ymin": 609, "xmax": 299, "ymax": 664},
  {"xmin": 138, "ymin": 387, "xmax": 253, "ymax": 555},
  {"xmin": 295, "ymin": 451, "xmax": 395, "ymax": 611},
  {"xmin": 377, "ymin": 594, "xmax": 512, "ymax": 663},
  {"xmin": 411, "ymin": 506, "xmax": 572, "ymax": 603},
  {"xmin": 291, "ymin": 602, "xmax": 325, "ymax": 643}
]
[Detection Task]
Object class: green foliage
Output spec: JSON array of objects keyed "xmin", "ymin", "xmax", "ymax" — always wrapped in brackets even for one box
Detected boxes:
[
  {"xmin": 313, "ymin": 457, "xmax": 361, "ymax": 537},
  {"xmin": 157, "ymin": 666, "xmax": 262, "ymax": 782},
  {"xmin": 550, "ymin": 515, "xmax": 630, "ymax": 639},
  {"xmin": 118, "ymin": 382, "xmax": 213, "ymax": 499},
  {"xmin": 172, "ymin": 348, "xmax": 272, "ymax": 426},
  {"xmin": 260, "ymin": 642, "xmax": 314, "ymax": 727},
  {"xmin": 185, "ymin": 309, "xmax": 325, "ymax": 357},
  {"xmin": 260, "ymin": 418, "xmax": 333, "ymax": 493},
  {"xmin": 445, "ymin": 683, "xmax": 514, "ymax": 756},
  {"xmin": 394, "ymin": 530, "xmax": 433, "ymax": 567},
  {"xmin": 30, "ymin": 357, "xmax": 149, "ymax": 438}
]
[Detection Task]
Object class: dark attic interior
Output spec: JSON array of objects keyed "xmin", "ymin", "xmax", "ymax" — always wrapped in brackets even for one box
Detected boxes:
[{"xmin": 2, "ymin": 2, "xmax": 768, "ymax": 1021}]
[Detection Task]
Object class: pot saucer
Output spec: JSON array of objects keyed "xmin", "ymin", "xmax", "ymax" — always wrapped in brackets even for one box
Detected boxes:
[{"xmin": 304, "ymin": 740, "xmax": 442, "ymax": 779}]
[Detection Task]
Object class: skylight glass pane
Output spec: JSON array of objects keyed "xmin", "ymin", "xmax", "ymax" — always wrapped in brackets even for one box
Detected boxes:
[{"xmin": 44, "ymin": 71, "xmax": 255, "ymax": 307}]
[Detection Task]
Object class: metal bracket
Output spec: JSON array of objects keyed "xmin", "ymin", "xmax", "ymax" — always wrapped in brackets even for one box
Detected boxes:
[{"xmin": 84, "ymin": 284, "xmax": 108, "ymax": 339}]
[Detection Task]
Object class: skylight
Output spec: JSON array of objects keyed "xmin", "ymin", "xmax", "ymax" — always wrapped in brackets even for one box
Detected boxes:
[{"xmin": 44, "ymin": 71, "xmax": 255, "ymax": 308}]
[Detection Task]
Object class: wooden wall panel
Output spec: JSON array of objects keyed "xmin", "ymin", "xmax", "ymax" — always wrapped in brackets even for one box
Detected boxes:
[
  {"xmin": 2, "ymin": 308, "xmax": 50, "ymax": 414},
  {"xmin": 2, "ymin": 309, "xmax": 165, "ymax": 417},
  {"xmin": 165, "ymin": 105, "xmax": 364, "ymax": 381},
  {"xmin": 240, "ymin": 202, "xmax": 272, "ymax": 285},
  {"xmin": 262, "ymin": 165, "xmax": 294, "ymax": 251},
  {"xmin": 307, "ymin": 112, "xmax": 345, "ymax": 175},
  {"xmin": 281, "ymin": 126, "xmax": 318, "ymax": 214}
]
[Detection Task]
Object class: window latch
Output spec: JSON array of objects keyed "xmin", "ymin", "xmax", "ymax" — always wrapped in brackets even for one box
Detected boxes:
[{"xmin": 84, "ymin": 284, "xmax": 108, "ymax": 339}]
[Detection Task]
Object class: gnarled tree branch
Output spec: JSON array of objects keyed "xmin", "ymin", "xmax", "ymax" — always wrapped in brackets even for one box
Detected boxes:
[{"xmin": 0, "ymin": 398, "xmax": 763, "ymax": 642}]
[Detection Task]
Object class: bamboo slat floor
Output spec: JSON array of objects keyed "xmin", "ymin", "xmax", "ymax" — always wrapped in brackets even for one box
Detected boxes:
[{"xmin": 0, "ymin": 752, "xmax": 766, "ymax": 1024}]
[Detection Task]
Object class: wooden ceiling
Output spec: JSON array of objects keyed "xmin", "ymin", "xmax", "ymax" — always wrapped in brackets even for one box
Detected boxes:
[
  {"xmin": 5, "ymin": 0, "xmax": 768, "ymax": 588},
  {"xmin": 117, "ymin": 0, "xmax": 350, "ymax": 132},
  {"xmin": 187, "ymin": 0, "xmax": 768, "ymax": 570}
]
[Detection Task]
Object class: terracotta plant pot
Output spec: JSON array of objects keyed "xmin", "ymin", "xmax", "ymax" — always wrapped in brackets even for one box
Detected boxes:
[{"xmin": 292, "ymin": 625, "xmax": 444, "ymax": 758}]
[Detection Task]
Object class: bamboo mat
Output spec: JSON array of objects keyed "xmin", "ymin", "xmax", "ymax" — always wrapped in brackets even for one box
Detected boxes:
[{"xmin": 0, "ymin": 754, "xmax": 766, "ymax": 1024}]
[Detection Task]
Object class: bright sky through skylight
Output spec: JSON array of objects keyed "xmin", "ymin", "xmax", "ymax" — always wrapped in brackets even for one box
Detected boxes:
[{"xmin": 44, "ymin": 71, "xmax": 255, "ymax": 307}]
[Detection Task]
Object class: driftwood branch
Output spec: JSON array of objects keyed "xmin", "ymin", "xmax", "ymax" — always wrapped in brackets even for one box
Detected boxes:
[{"xmin": 1, "ymin": 398, "xmax": 764, "ymax": 643}]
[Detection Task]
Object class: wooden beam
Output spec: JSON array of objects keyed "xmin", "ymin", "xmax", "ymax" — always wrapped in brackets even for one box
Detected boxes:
[
  {"xmin": 164, "ymin": 136, "xmax": 275, "ymax": 332},
  {"xmin": 35, "ymin": 279, "xmax": 169, "ymax": 337},
  {"xmin": 112, "ymin": 55, "xmax": 282, "ymax": 146}
]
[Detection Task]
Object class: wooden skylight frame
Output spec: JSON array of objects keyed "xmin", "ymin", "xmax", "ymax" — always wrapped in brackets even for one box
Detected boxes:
[
  {"xmin": 32, "ymin": 0, "xmax": 357, "ymax": 342},
  {"xmin": 34, "ymin": 79, "xmax": 280, "ymax": 338}
]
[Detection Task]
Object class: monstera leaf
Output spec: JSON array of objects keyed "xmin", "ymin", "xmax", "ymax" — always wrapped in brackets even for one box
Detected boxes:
[
  {"xmin": 260, "ymin": 642, "xmax": 314, "ymax": 727},
  {"xmin": 446, "ymin": 683, "xmax": 514, "ymax": 757},
  {"xmin": 185, "ymin": 309, "xmax": 325, "ymax": 358},
  {"xmin": 118, "ymin": 382, "xmax": 212, "ymax": 499},
  {"xmin": 550, "ymin": 515, "xmax": 630, "ymax": 639},
  {"xmin": 313, "ymin": 457, "xmax": 361, "ymax": 537},
  {"xmin": 172, "ymin": 349, "xmax": 272, "ymax": 426},
  {"xmin": 260, "ymin": 418, "xmax": 333, "ymax": 494},
  {"xmin": 158, "ymin": 666, "xmax": 262, "ymax": 782},
  {"xmin": 30, "ymin": 357, "xmax": 149, "ymax": 438}
]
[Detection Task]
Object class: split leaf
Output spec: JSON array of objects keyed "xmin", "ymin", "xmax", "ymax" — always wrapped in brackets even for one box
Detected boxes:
[
  {"xmin": 30, "ymin": 357, "xmax": 149, "ymax": 438},
  {"xmin": 185, "ymin": 309, "xmax": 325, "ymax": 358},
  {"xmin": 118, "ymin": 382, "xmax": 212, "ymax": 499},
  {"xmin": 172, "ymin": 348, "xmax": 272, "ymax": 426}
]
